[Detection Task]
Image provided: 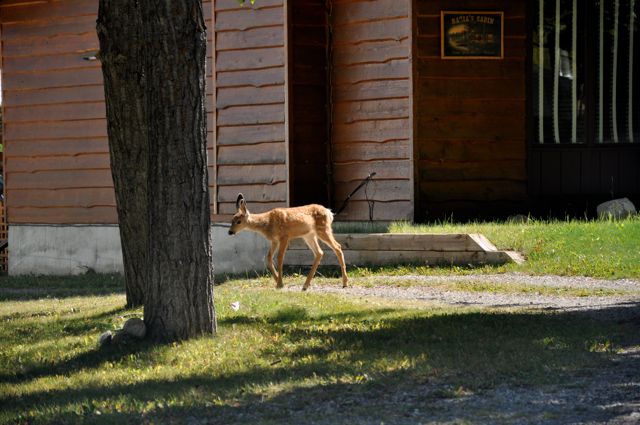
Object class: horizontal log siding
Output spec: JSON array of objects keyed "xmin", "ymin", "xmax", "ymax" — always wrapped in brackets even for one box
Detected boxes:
[
  {"xmin": 213, "ymin": 0, "xmax": 288, "ymax": 214},
  {"xmin": 415, "ymin": 0, "xmax": 527, "ymax": 220},
  {"xmin": 330, "ymin": 0, "xmax": 414, "ymax": 221},
  {"xmin": 1, "ymin": 0, "xmax": 216, "ymax": 224}
]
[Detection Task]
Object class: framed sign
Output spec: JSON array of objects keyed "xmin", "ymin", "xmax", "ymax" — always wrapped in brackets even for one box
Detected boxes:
[{"xmin": 441, "ymin": 11, "xmax": 504, "ymax": 59}]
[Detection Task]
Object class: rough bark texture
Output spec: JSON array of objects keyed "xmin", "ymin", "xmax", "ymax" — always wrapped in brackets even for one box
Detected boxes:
[
  {"xmin": 96, "ymin": 1, "xmax": 147, "ymax": 308},
  {"xmin": 97, "ymin": 0, "xmax": 216, "ymax": 341}
]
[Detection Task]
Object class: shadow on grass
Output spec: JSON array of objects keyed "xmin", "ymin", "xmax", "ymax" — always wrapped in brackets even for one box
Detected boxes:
[
  {"xmin": 3, "ymin": 303, "xmax": 639, "ymax": 424},
  {"xmin": 0, "ymin": 274, "xmax": 125, "ymax": 301}
]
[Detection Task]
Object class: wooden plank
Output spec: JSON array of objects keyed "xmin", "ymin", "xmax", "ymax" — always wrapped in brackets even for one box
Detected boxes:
[
  {"xmin": 561, "ymin": 150, "xmax": 582, "ymax": 194},
  {"xmin": 417, "ymin": 33, "xmax": 526, "ymax": 59},
  {"xmin": 283, "ymin": 249, "xmax": 511, "ymax": 267},
  {"xmin": 416, "ymin": 0, "xmax": 526, "ymax": 17},
  {"xmin": 416, "ymin": 97, "xmax": 525, "ymax": 117},
  {"xmin": 217, "ymin": 142, "xmax": 287, "ymax": 165},
  {"xmin": 216, "ymin": 84, "xmax": 285, "ymax": 108},
  {"xmin": 6, "ymin": 153, "xmax": 110, "ymax": 173},
  {"xmin": 334, "ymin": 179, "xmax": 412, "ymax": 201},
  {"xmin": 333, "ymin": 60, "xmax": 410, "ymax": 85},
  {"xmin": 8, "ymin": 169, "xmax": 114, "ymax": 190},
  {"xmin": 216, "ymin": 103, "xmax": 285, "ymax": 126},
  {"xmin": 333, "ymin": 160, "xmax": 411, "ymax": 182},
  {"xmin": 333, "ymin": 79, "xmax": 410, "ymax": 101},
  {"xmin": 418, "ymin": 160, "xmax": 526, "ymax": 181},
  {"xmin": 417, "ymin": 77, "xmax": 525, "ymax": 99},
  {"xmin": 333, "ymin": 98, "xmax": 410, "ymax": 123},
  {"xmin": 333, "ymin": 38, "xmax": 410, "ymax": 65},
  {"xmin": 3, "ymin": 31, "xmax": 98, "ymax": 57},
  {"xmin": 217, "ymin": 123, "xmax": 285, "ymax": 145},
  {"xmin": 4, "ymin": 119, "xmax": 107, "ymax": 141},
  {"xmin": 217, "ymin": 182, "xmax": 287, "ymax": 202},
  {"xmin": 289, "ymin": 233, "xmax": 483, "ymax": 252},
  {"xmin": 417, "ymin": 114, "xmax": 524, "ymax": 140},
  {"xmin": 216, "ymin": 66, "xmax": 285, "ymax": 88},
  {"xmin": 2, "ymin": 52, "xmax": 101, "ymax": 74},
  {"xmin": 333, "ymin": 0, "xmax": 408, "ymax": 26},
  {"xmin": 8, "ymin": 187, "xmax": 116, "ymax": 208},
  {"xmin": 417, "ymin": 57, "xmax": 525, "ymax": 79},
  {"xmin": 215, "ymin": 0, "xmax": 283, "ymax": 12},
  {"xmin": 332, "ymin": 118, "xmax": 410, "ymax": 142},
  {"xmin": 332, "ymin": 139, "xmax": 411, "ymax": 162},
  {"xmin": 4, "ymin": 102, "xmax": 105, "ymax": 123},
  {"xmin": 8, "ymin": 206, "xmax": 118, "ymax": 225},
  {"xmin": 1, "ymin": 14, "xmax": 96, "ymax": 39},
  {"xmin": 216, "ymin": 25, "xmax": 284, "ymax": 50},
  {"xmin": 332, "ymin": 17, "xmax": 411, "ymax": 45},
  {"xmin": 5, "ymin": 137, "xmax": 108, "ymax": 157},
  {"xmin": 2, "ymin": 67, "xmax": 103, "ymax": 91},
  {"xmin": 214, "ymin": 6, "xmax": 283, "ymax": 31},
  {"xmin": 217, "ymin": 201, "xmax": 287, "ymax": 214},
  {"xmin": 419, "ymin": 180, "xmax": 527, "ymax": 202},
  {"xmin": 417, "ymin": 138, "xmax": 525, "ymax": 162},
  {"xmin": 1, "ymin": 85, "xmax": 105, "ymax": 107},
  {"xmin": 216, "ymin": 47, "xmax": 285, "ymax": 71},
  {"xmin": 333, "ymin": 200, "xmax": 413, "ymax": 221},
  {"xmin": 0, "ymin": 0, "xmax": 96, "ymax": 23},
  {"xmin": 217, "ymin": 164, "xmax": 287, "ymax": 185}
]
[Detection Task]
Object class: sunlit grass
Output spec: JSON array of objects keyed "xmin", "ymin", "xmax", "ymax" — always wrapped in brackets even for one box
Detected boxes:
[{"xmin": 1, "ymin": 277, "xmax": 637, "ymax": 424}]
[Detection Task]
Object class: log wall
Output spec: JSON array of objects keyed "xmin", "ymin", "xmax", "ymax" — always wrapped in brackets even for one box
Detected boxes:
[
  {"xmin": 1, "ymin": 0, "xmax": 215, "ymax": 224},
  {"xmin": 330, "ymin": 0, "xmax": 414, "ymax": 221},
  {"xmin": 213, "ymin": 0, "xmax": 288, "ymax": 214},
  {"xmin": 415, "ymin": 0, "xmax": 527, "ymax": 220}
]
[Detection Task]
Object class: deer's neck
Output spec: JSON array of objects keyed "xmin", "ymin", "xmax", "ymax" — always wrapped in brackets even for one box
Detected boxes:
[{"xmin": 245, "ymin": 212, "xmax": 274, "ymax": 239}]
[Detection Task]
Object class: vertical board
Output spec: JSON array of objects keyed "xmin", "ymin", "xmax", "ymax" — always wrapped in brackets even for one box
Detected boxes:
[
  {"xmin": 213, "ymin": 0, "xmax": 288, "ymax": 215},
  {"xmin": 330, "ymin": 0, "xmax": 414, "ymax": 221}
]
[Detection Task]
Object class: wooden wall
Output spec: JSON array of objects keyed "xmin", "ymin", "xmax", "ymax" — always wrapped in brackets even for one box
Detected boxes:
[
  {"xmin": 289, "ymin": 0, "xmax": 329, "ymax": 207},
  {"xmin": 1, "ymin": 0, "xmax": 215, "ymax": 224},
  {"xmin": 415, "ymin": 0, "xmax": 527, "ymax": 220},
  {"xmin": 212, "ymin": 0, "xmax": 288, "ymax": 215},
  {"xmin": 330, "ymin": 0, "xmax": 414, "ymax": 221}
]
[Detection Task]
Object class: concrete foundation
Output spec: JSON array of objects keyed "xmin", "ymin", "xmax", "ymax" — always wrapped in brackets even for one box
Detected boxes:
[{"xmin": 8, "ymin": 224, "xmax": 269, "ymax": 276}]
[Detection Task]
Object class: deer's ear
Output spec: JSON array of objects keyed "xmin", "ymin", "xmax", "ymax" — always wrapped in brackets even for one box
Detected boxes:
[
  {"xmin": 235, "ymin": 193, "xmax": 244, "ymax": 209},
  {"xmin": 239, "ymin": 198, "xmax": 247, "ymax": 214}
]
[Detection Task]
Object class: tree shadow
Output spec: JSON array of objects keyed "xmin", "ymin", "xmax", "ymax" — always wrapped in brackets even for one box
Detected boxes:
[
  {"xmin": 0, "ymin": 274, "xmax": 125, "ymax": 301},
  {"xmin": 3, "ymin": 302, "xmax": 639, "ymax": 424}
]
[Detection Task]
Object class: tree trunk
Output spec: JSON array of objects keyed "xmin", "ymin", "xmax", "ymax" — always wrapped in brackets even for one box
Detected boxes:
[{"xmin": 97, "ymin": 0, "xmax": 216, "ymax": 341}]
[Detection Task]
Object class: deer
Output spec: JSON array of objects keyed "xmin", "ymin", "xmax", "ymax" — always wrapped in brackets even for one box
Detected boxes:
[{"xmin": 228, "ymin": 193, "xmax": 348, "ymax": 291}]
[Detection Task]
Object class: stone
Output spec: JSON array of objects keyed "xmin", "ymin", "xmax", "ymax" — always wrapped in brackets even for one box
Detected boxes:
[
  {"xmin": 111, "ymin": 329, "xmax": 128, "ymax": 345},
  {"xmin": 597, "ymin": 198, "xmax": 636, "ymax": 220},
  {"xmin": 507, "ymin": 214, "xmax": 528, "ymax": 223},
  {"xmin": 122, "ymin": 317, "xmax": 146, "ymax": 339},
  {"xmin": 98, "ymin": 331, "xmax": 113, "ymax": 348}
]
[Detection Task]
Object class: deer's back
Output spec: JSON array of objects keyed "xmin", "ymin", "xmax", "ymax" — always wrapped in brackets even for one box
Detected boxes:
[{"xmin": 268, "ymin": 204, "xmax": 333, "ymax": 238}]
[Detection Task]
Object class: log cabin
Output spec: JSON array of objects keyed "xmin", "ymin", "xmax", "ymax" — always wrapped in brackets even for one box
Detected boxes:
[{"xmin": 1, "ymin": 0, "xmax": 638, "ymax": 274}]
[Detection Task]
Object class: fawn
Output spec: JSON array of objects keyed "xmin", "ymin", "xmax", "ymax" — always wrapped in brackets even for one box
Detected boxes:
[{"xmin": 228, "ymin": 193, "xmax": 348, "ymax": 290}]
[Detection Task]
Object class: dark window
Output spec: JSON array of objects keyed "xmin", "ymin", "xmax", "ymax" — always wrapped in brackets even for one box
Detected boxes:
[{"xmin": 533, "ymin": 0, "xmax": 640, "ymax": 144}]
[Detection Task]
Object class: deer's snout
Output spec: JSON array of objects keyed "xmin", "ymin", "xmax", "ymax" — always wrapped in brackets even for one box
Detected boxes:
[{"xmin": 228, "ymin": 229, "xmax": 235, "ymax": 235}]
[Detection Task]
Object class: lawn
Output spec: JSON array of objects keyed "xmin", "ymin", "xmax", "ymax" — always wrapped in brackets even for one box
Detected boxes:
[
  {"xmin": 1, "ymin": 276, "xmax": 638, "ymax": 424},
  {"xmin": 1, "ymin": 217, "xmax": 639, "ymax": 424},
  {"xmin": 334, "ymin": 215, "xmax": 640, "ymax": 279}
]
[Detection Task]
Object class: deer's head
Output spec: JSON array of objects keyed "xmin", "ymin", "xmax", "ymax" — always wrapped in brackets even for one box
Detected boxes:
[{"xmin": 228, "ymin": 193, "xmax": 248, "ymax": 235}]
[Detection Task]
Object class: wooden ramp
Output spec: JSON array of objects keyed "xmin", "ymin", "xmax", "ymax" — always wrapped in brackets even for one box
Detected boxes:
[{"xmin": 285, "ymin": 233, "xmax": 523, "ymax": 267}]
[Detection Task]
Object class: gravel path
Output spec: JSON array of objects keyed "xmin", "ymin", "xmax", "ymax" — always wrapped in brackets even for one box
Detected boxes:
[{"xmin": 300, "ymin": 272, "xmax": 640, "ymax": 312}]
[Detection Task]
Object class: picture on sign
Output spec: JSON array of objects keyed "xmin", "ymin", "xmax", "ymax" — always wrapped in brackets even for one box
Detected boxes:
[{"xmin": 441, "ymin": 11, "xmax": 504, "ymax": 59}]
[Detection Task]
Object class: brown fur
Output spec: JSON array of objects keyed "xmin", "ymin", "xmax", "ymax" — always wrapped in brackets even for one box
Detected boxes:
[{"xmin": 228, "ymin": 194, "xmax": 348, "ymax": 290}]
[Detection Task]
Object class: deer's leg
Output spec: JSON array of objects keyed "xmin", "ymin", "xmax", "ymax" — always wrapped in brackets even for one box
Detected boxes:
[
  {"xmin": 318, "ymin": 229, "xmax": 348, "ymax": 288},
  {"xmin": 275, "ymin": 238, "xmax": 289, "ymax": 289},
  {"xmin": 266, "ymin": 241, "xmax": 279, "ymax": 285},
  {"xmin": 302, "ymin": 235, "xmax": 323, "ymax": 291}
]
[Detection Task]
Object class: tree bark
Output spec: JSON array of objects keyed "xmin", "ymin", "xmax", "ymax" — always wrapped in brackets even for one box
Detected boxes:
[{"xmin": 97, "ymin": 0, "xmax": 216, "ymax": 341}]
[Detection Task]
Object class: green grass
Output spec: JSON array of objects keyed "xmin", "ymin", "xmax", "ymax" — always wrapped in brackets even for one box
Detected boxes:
[
  {"xmin": 334, "ymin": 216, "xmax": 640, "ymax": 279},
  {"xmin": 1, "ymin": 276, "xmax": 637, "ymax": 424}
]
